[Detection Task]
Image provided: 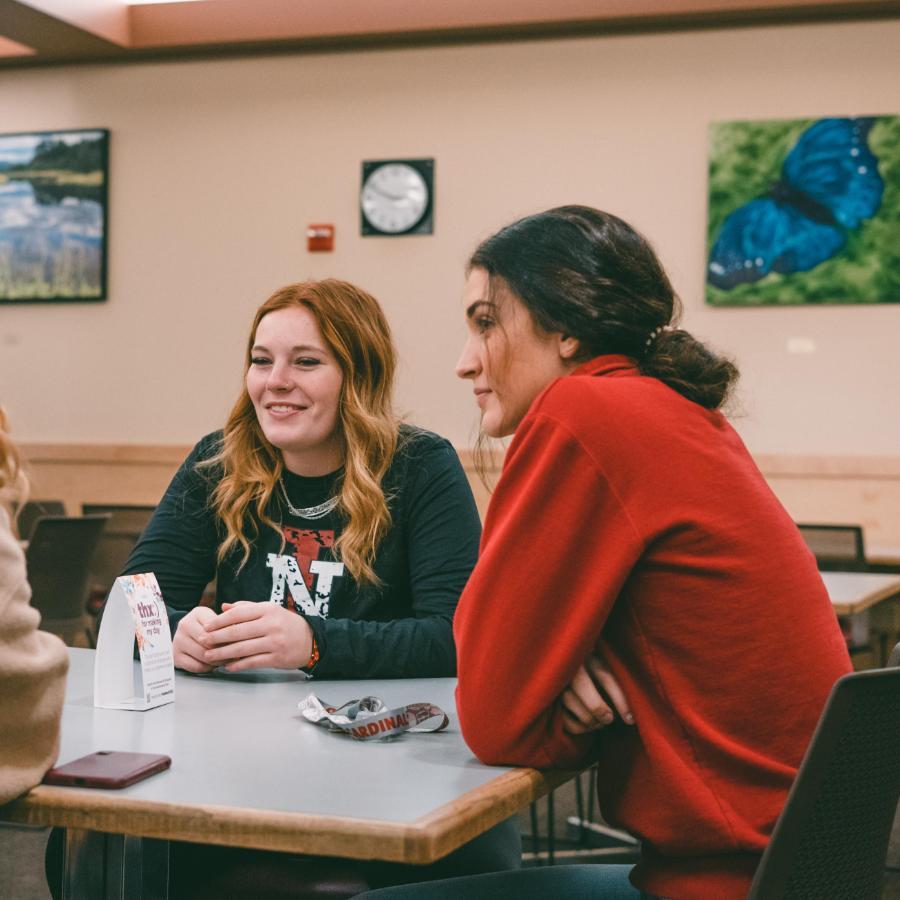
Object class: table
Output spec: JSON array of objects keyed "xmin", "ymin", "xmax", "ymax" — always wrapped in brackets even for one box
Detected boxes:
[
  {"xmin": 823, "ymin": 571, "xmax": 900, "ymax": 666},
  {"xmin": 865, "ymin": 544, "xmax": 900, "ymax": 572},
  {"xmin": 823, "ymin": 571, "xmax": 900, "ymax": 616},
  {"xmin": 0, "ymin": 650, "xmax": 575, "ymax": 899}
]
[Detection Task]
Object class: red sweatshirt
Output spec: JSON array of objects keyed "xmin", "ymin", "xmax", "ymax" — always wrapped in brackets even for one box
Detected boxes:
[{"xmin": 454, "ymin": 355, "xmax": 851, "ymax": 899}]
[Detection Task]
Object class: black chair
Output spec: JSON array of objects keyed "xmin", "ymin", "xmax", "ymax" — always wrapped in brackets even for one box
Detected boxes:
[
  {"xmin": 81, "ymin": 503, "xmax": 156, "ymax": 535},
  {"xmin": 796, "ymin": 523, "xmax": 866, "ymax": 571},
  {"xmin": 81, "ymin": 504, "xmax": 156, "ymax": 612},
  {"xmin": 14, "ymin": 499, "xmax": 66, "ymax": 541},
  {"xmin": 747, "ymin": 648, "xmax": 900, "ymax": 899},
  {"xmin": 26, "ymin": 514, "xmax": 110, "ymax": 647}
]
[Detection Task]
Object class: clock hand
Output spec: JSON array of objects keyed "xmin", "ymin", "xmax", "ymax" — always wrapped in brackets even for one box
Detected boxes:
[{"xmin": 369, "ymin": 184, "xmax": 406, "ymax": 201}]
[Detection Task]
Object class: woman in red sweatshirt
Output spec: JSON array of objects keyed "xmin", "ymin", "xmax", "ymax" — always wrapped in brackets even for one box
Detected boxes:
[{"xmin": 362, "ymin": 205, "xmax": 851, "ymax": 900}]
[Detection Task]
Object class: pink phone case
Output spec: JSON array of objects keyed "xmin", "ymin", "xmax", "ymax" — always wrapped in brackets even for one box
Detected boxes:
[{"xmin": 43, "ymin": 751, "xmax": 172, "ymax": 789}]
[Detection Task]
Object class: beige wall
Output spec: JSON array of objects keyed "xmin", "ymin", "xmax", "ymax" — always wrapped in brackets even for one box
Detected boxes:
[{"xmin": 0, "ymin": 18, "xmax": 898, "ymax": 455}]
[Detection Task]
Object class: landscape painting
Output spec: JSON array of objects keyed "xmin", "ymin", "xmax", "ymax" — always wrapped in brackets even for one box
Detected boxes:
[
  {"xmin": 0, "ymin": 128, "xmax": 108, "ymax": 303},
  {"xmin": 706, "ymin": 115, "xmax": 900, "ymax": 305}
]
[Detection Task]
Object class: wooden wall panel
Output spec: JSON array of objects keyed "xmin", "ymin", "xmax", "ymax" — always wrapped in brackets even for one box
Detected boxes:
[
  {"xmin": 755, "ymin": 454, "xmax": 900, "ymax": 555},
  {"xmin": 19, "ymin": 444, "xmax": 900, "ymax": 555},
  {"xmin": 20, "ymin": 444, "xmax": 189, "ymax": 516}
]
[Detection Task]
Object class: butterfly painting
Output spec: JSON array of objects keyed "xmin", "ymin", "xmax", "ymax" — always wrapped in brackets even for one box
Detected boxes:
[{"xmin": 706, "ymin": 115, "xmax": 900, "ymax": 305}]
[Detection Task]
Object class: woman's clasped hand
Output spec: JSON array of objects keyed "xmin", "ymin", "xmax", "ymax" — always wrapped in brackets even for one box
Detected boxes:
[{"xmin": 172, "ymin": 601, "xmax": 314, "ymax": 673}]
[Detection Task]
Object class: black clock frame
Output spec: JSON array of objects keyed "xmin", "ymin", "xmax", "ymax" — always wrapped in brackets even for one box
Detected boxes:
[{"xmin": 360, "ymin": 158, "xmax": 434, "ymax": 237}]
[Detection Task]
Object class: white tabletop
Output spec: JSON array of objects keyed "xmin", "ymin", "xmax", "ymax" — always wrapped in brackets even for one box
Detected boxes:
[
  {"xmin": 1, "ymin": 649, "xmax": 572, "ymax": 863},
  {"xmin": 822, "ymin": 571, "xmax": 900, "ymax": 616}
]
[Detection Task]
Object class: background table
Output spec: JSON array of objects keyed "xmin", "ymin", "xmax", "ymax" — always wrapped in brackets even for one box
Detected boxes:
[
  {"xmin": 0, "ymin": 649, "xmax": 575, "ymax": 898},
  {"xmin": 823, "ymin": 571, "xmax": 900, "ymax": 616},
  {"xmin": 864, "ymin": 544, "xmax": 900, "ymax": 572},
  {"xmin": 823, "ymin": 571, "xmax": 900, "ymax": 666}
]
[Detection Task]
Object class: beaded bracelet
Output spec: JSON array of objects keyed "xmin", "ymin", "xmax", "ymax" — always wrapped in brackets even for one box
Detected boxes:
[{"xmin": 304, "ymin": 634, "xmax": 321, "ymax": 673}]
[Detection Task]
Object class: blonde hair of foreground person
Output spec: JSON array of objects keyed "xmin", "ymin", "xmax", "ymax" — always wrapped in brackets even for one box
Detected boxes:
[
  {"xmin": 203, "ymin": 280, "xmax": 398, "ymax": 585},
  {"xmin": 0, "ymin": 407, "xmax": 68, "ymax": 805}
]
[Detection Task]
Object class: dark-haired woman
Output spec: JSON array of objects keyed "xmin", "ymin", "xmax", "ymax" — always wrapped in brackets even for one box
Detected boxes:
[{"xmin": 362, "ymin": 206, "xmax": 851, "ymax": 900}]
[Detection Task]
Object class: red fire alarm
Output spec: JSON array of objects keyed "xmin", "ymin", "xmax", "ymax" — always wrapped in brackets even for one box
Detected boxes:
[{"xmin": 307, "ymin": 224, "xmax": 334, "ymax": 252}]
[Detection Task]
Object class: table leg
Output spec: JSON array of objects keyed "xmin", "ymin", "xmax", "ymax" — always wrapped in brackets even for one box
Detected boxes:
[
  {"xmin": 58, "ymin": 829, "xmax": 170, "ymax": 900},
  {"xmin": 870, "ymin": 599, "xmax": 900, "ymax": 667},
  {"xmin": 105, "ymin": 834, "xmax": 171, "ymax": 899},
  {"xmin": 60, "ymin": 829, "xmax": 104, "ymax": 899}
]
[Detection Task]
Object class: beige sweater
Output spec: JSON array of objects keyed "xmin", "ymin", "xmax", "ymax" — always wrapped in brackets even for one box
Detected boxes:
[{"xmin": 0, "ymin": 507, "xmax": 68, "ymax": 805}]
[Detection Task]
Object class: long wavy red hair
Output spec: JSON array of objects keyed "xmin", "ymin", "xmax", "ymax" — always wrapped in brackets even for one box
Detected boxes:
[{"xmin": 203, "ymin": 280, "xmax": 399, "ymax": 584}]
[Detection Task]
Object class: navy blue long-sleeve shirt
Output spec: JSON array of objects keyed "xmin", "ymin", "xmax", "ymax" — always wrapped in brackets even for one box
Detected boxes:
[{"xmin": 123, "ymin": 425, "xmax": 480, "ymax": 678}]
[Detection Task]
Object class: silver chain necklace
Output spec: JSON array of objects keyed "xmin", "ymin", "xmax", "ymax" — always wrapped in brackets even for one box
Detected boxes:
[{"xmin": 278, "ymin": 477, "xmax": 340, "ymax": 520}]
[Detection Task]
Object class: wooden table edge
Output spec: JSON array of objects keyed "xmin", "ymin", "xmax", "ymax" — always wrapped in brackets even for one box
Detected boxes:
[
  {"xmin": 408, "ymin": 765, "xmax": 580, "ymax": 863},
  {"xmin": 0, "ymin": 766, "xmax": 581, "ymax": 864}
]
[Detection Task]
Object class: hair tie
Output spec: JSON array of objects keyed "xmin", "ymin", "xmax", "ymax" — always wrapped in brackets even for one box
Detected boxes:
[{"xmin": 645, "ymin": 324, "xmax": 674, "ymax": 349}]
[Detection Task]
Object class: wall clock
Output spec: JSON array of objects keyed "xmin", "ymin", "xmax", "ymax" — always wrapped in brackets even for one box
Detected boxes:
[{"xmin": 360, "ymin": 158, "xmax": 434, "ymax": 236}]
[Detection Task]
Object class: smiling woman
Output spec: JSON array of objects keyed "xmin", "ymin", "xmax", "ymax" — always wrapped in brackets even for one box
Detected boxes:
[
  {"xmin": 246, "ymin": 306, "xmax": 345, "ymax": 475},
  {"xmin": 120, "ymin": 279, "xmax": 481, "ymax": 680},
  {"xmin": 80, "ymin": 278, "xmax": 521, "ymax": 900}
]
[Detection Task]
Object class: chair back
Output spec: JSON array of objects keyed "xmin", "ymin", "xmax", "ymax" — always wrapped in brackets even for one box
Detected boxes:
[
  {"xmin": 797, "ymin": 523, "xmax": 866, "ymax": 571},
  {"xmin": 81, "ymin": 504, "xmax": 156, "ymax": 599},
  {"xmin": 15, "ymin": 499, "xmax": 66, "ymax": 540},
  {"xmin": 747, "ymin": 660, "xmax": 900, "ymax": 899},
  {"xmin": 26, "ymin": 515, "xmax": 110, "ymax": 643}
]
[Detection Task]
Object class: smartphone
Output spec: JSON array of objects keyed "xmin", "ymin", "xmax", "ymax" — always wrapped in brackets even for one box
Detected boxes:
[{"xmin": 42, "ymin": 751, "xmax": 172, "ymax": 789}]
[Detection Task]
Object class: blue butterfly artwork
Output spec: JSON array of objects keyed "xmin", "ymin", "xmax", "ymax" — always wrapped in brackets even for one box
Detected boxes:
[{"xmin": 707, "ymin": 117, "xmax": 884, "ymax": 291}]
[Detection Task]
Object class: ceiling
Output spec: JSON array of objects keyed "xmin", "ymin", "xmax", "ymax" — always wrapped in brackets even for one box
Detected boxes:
[{"xmin": 2, "ymin": 0, "xmax": 899, "ymax": 67}]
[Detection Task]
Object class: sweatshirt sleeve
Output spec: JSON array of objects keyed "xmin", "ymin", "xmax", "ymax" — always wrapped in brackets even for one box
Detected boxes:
[
  {"xmin": 309, "ymin": 438, "xmax": 481, "ymax": 678},
  {"xmin": 454, "ymin": 412, "xmax": 646, "ymax": 769},
  {"xmin": 0, "ymin": 509, "xmax": 69, "ymax": 805},
  {"xmin": 122, "ymin": 436, "xmax": 220, "ymax": 634}
]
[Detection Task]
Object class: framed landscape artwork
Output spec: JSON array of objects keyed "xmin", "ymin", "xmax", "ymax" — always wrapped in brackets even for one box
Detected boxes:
[
  {"xmin": 0, "ymin": 128, "xmax": 109, "ymax": 303},
  {"xmin": 706, "ymin": 115, "xmax": 900, "ymax": 306}
]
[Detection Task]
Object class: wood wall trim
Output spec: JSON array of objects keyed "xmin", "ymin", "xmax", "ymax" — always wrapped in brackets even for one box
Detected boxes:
[
  {"xmin": 20, "ymin": 442, "xmax": 900, "ymax": 478},
  {"xmin": 17, "ymin": 442, "xmax": 900, "ymax": 546},
  {"xmin": 457, "ymin": 446, "xmax": 900, "ymax": 479},
  {"xmin": 753, "ymin": 454, "xmax": 900, "ymax": 479},
  {"xmin": 19, "ymin": 443, "xmax": 192, "ymax": 465}
]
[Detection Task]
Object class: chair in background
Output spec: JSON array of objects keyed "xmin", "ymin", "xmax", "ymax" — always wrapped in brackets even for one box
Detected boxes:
[
  {"xmin": 747, "ymin": 646, "xmax": 900, "ymax": 899},
  {"xmin": 14, "ymin": 499, "xmax": 66, "ymax": 540},
  {"xmin": 798, "ymin": 523, "xmax": 878, "ymax": 667},
  {"xmin": 81, "ymin": 504, "xmax": 156, "ymax": 620},
  {"xmin": 26, "ymin": 514, "xmax": 110, "ymax": 647},
  {"xmin": 796, "ymin": 523, "xmax": 866, "ymax": 571}
]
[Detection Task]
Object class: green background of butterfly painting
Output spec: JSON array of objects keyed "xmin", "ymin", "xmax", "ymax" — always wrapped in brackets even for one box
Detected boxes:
[{"xmin": 705, "ymin": 115, "xmax": 900, "ymax": 306}]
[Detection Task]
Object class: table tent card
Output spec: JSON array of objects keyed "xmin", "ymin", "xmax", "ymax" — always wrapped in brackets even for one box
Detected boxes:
[{"xmin": 94, "ymin": 573, "xmax": 175, "ymax": 711}]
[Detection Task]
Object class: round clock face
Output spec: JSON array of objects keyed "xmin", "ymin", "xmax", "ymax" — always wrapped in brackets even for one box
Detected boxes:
[{"xmin": 361, "ymin": 162, "xmax": 430, "ymax": 235}]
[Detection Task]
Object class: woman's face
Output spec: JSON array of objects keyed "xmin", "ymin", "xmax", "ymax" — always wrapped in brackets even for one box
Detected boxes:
[
  {"xmin": 456, "ymin": 267, "xmax": 578, "ymax": 438},
  {"xmin": 246, "ymin": 306, "xmax": 344, "ymax": 475}
]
